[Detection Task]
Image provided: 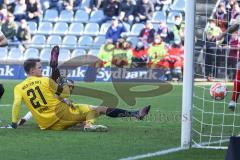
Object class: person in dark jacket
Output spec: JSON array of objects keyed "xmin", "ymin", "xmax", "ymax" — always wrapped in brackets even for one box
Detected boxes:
[
  {"xmin": 99, "ymin": 0, "xmax": 120, "ymax": 24},
  {"xmin": 139, "ymin": 20, "xmax": 155, "ymax": 44},
  {"xmin": 118, "ymin": 0, "xmax": 135, "ymax": 24},
  {"xmin": 134, "ymin": 0, "xmax": 154, "ymax": 23}
]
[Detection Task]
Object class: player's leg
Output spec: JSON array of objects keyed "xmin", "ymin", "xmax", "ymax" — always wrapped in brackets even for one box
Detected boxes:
[
  {"xmin": 173, "ymin": 60, "xmax": 183, "ymax": 81},
  {"xmin": 82, "ymin": 105, "xmax": 151, "ymax": 132},
  {"xmin": 18, "ymin": 111, "xmax": 33, "ymax": 126},
  {"xmin": 229, "ymin": 63, "xmax": 240, "ymax": 111},
  {"xmin": 50, "ymin": 45, "xmax": 60, "ymax": 82}
]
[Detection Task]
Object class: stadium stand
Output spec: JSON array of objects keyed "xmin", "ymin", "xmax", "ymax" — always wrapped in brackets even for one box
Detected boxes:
[
  {"xmin": 74, "ymin": 10, "xmax": 89, "ymax": 23},
  {"xmin": 8, "ymin": 48, "xmax": 23, "ymax": 61},
  {"xmin": 52, "ymin": 22, "xmax": 69, "ymax": 35},
  {"xmin": 78, "ymin": 36, "xmax": 93, "ymax": 49},
  {"xmin": 46, "ymin": 35, "xmax": 62, "ymax": 46},
  {"xmin": 37, "ymin": 22, "xmax": 53, "ymax": 35},
  {"xmin": 43, "ymin": 9, "xmax": 58, "ymax": 22},
  {"xmin": 59, "ymin": 10, "xmax": 74, "ymax": 22},
  {"xmin": 71, "ymin": 49, "xmax": 87, "ymax": 58},
  {"xmin": 0, "ymin": 47, "xmax": 8, "ymax": 60},
  {"xmin": 1, "ymin": 0, "xmax": 192, "ymax": 63},
  {"xmin": 23, "ymin": 48, "xmax": 39, "ymax": 60}
]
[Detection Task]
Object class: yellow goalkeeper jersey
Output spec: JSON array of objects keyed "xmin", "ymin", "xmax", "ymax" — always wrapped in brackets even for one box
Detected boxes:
[{"xmin": 12, "ymin": 76, "xmax": 70, "ymax": 129}]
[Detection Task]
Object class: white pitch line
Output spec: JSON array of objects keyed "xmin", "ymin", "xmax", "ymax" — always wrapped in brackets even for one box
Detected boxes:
[
  {"xmin": 119, "ymin": 138, "xmax": 230, "ymax": 160},
  {"xmin": 118, "ymin": 147, "xmax": 186, "ymax": 160},
  {"xmin": 0, "ymin": 104, "xmax": 11, "ymax": 107}
]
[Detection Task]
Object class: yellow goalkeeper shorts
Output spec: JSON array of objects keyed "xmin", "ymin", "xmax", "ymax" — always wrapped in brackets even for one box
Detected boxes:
[{"xmin": 49, "ymin": 103, "xmax": 99, "ymax": 130}]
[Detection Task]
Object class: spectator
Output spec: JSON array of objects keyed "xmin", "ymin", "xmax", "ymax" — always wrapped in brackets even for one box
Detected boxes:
[
  {"xmin": 131, "ymin": 40, "xmax": 149, "ymax": 68},
  {"xmin": 99, "ymin": 0, "xmax": 120, "ymax": 24},
  {"xmin": 63, "ymin": 0, "xmax": 82, "ymax": 11},
  {"xmin": 148, "ymin": 35, "xmax": 167, "ymax": 69},
  {"xmin": 85, "ymin": 0, "xmax": 104, "ymax": 14},
  {"xmin": 42, "ymin": 0, "xmax": 63, "ymax": 13},
  {"xmin": 112, "ymin": 38, "xmax": 132, "ymax": 68},
  {"xmin": 13, "ymin": 0, "xmax": 27, "ymax": 22},
  {"xmin": 118, "ymin": 0, "xmax": 135, "ymax": 25},
  {"xmin": 226, "ymin": 0, "xmax": 237, "ymax": 22},
  {"xmin": 229, "ymin": 1, "xmax": 240, "ymax": 26},
  {"xmin": 105, "ymin": 16, "xmax": 127, "ymax": 44},
  {"xmin": 166, "ymin": 40, "xmax": 184, "ymax": 81},
  {"xmin": 172, "ymin": 14, "xmax": 185, "ymax": 44},
  {"xmin": 26, "ymin": 0, "xmax": 42, "ymax": 25},
  {"xmin": 1, "ymin": 0, "xmax": 15, "ymax": 14},
  {"xmin": 213, "ymin": 2, "xmax": 228, "ymax": 32},
  {"xmin": 205, "ymin": 19, "xmax": 222, "ymax": 81},
  {"xmin": 97, "ymin": 40, "xmax": 115, "ymax": 67},
  {"xmin": 139, "ymin": 20, "xmax": 155, "ymax": 44},
  {"xmin": 134, "ymin": 0, "xmax": 154, "ymax": 23},
  {"xmin": 1, "ymin": 13, "xmax": 17, "ymax": 41},
  {"xmin": 157, "ymin": 21, "xmax": 173, "ymax": 44},
  {"xmin": 16, "ymin": 19, "xmax": 30, "ymax": 46},
  {"xmin": 152, "ymin": 0, "xmax": 171, "ymax": 11}
]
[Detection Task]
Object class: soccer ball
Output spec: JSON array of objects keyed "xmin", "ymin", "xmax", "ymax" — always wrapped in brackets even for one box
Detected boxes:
[{"xmin": 210, "ymin": 83, "xmax": 228, "ymax": 100}]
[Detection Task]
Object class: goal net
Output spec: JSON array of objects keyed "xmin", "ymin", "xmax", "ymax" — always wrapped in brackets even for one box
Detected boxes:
[{"xmin": 189, "ymin": 0, "xmax": 240, "ymax": 149}]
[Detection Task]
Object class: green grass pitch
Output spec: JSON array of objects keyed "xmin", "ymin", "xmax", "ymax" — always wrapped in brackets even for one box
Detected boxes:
[{"xmin": 0, "ymin": 80, "xmax": 226, "ymax": 160}]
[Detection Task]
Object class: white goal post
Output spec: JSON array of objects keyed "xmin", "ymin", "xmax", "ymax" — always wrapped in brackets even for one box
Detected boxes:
[
  {"xmin": 181, "ymin": 0, "xmax": 240, "ymax": 149},
  {"xmin": 181, "ymin": 0, "xmax": 196, "ymax": 149}
]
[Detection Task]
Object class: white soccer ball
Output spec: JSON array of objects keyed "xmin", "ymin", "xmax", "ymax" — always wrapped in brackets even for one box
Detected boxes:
[{"xmin": 210, "ymin": 83, "xmax": 228, "ymax": 100}]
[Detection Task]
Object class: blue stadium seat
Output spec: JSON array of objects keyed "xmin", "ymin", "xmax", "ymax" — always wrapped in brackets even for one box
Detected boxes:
[
  {"xmin": 43, "ymin": 9, "xmax": 58, "ymax": 22},
  {"xmin": 71, "ymin": 49, "xmax": 87, "ymax": 58},
  {"xmin": 167, "ymin": 23, "xmax": 175, "ymax": 29},
  {"xmin": 94, "ymin": 36, "xmax": 106, "ymax": 46},
  {"xmin": 83, "ymin": 23, "xmax": 99, "ymax": 36},
  {"xmin": 37, "ymin": 22, "xmax": 53, "ymax": 35},
  {"xmin": 59, "ymin": 49, "xmax": 71, "ymax": 62},
  {"xmin": 130, "ymin": 23, "xmax": 145, "ymax": 36},
  {"xmin": 59, "ymin": 10, "xmax": 74, "ymax": 22},
  {"xmin": 78, "ymin": 36, "xmax": 93, "ymax": 49},
  {"xmin": 80, "ymin": 0, "xmax": 91, "ymax": 9},
  {"xmin": 27, "ymin": 21, "xmax": 37, "ymax": 34},
  {"xmin": 127, "ymin": 37, "xmax": 139, "ymax": 47},
  {"xmin": 170, "ymin": 0, "xmax": 185, "ymax": 12},
  {"xmin": 8, "ymin": 48, "xmax": 23, "ymax": 60},
  {"xmin": 152, "ymin": 11, "xmax": 166, "ymax": 23},
  {"xmin": 30, "ymin": 35, "xmax": 46, "ymax": 48},
  {"xmin": 68, "ymin": 22, "xmax": 84, "ymax": 36},
  {"xmin": 0, "ymin": 47, "xmax": 8, "ymax": 60},
  {"xmin": 167, "ymin": 12, "xmax": 182, "ymax": 24},
  {"xmin": 74, "ymin": 10, "xmax": 89, "ymax": 22},
  {"xmin": 88, "ymin": 49, "xmax": 99, "ymax": 56},
  {"xmin": 152, "ymin": 23, "xmax": 159, "ymax": 31},
  {"xmin": 24, "ymin": 48, "xmax": 39, "ymax": 60},
  {"xmin": 52, "ymin": 22, "xmax": 68, "ymax": 35},
  {"xmin": 89, "ymin": 10, "xmax": 104, "ymax": 23},
  {"xmin": 99, "ymin": 22, "xmax": 111, "ymax": 35},
  {"xmin": 40, "ymin": 48, "xmax": 51, "ymax": 62},
  {"xmin": 123, "ymin": 23, "xmax": 131, "ymax": 32},
  {"xmin": 62, "ymin": 35, "xmax": 77, "ymax": 48},
  {"xmin": 47, "ymin": 35, "xmax": 62, "ymax": 47}
]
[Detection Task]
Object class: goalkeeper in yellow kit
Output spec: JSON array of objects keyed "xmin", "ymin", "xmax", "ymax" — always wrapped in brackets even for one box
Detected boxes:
[{"xmin": 10, "ymin": 46, "xmax": 151, "ymax": 131}]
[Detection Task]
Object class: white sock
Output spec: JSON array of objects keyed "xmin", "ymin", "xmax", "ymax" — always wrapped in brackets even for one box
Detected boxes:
[{"xmin": 23, "ymin": 112, "xmax": 32, "ymax": 121}]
